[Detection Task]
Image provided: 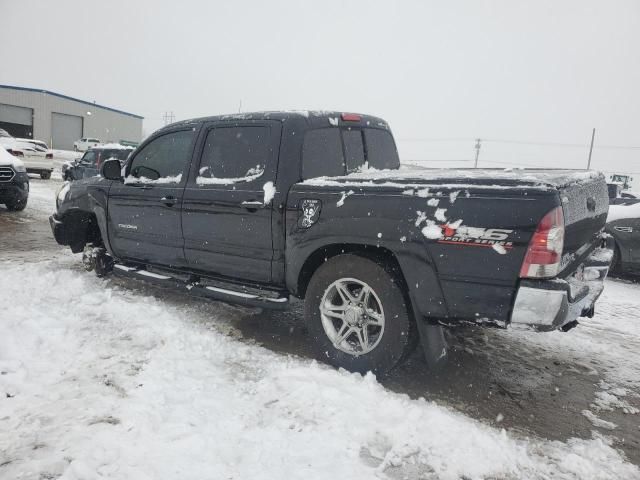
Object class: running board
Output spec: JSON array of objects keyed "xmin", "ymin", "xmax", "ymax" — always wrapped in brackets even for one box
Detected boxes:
[{"xmin": 112, "ymin": 264, "xmax": 289, "ymax": 310}]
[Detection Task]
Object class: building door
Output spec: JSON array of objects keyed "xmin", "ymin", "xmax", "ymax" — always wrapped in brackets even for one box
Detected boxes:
[
  {"xmin": 0, "ymin": 103, "xmax": 33, "ymax": 139},
  {"xmin": 51, "ymin": 112, "xmax": 83, "ymax": 150}
]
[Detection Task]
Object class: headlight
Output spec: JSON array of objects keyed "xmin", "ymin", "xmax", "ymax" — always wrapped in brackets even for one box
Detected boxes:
[{"xmin": 13, "ymin": 163, "xmax": 26, "ymax": 173}]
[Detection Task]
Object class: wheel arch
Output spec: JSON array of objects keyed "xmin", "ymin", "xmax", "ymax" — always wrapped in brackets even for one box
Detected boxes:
[{"xmin": 294, "ymin": 243, "xmax": 408, "ymax": 299}]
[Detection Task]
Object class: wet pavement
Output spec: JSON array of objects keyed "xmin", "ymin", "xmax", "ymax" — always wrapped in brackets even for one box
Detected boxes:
[{"xmin": 2, "ymin": 176, "xmax": 639, "ymax": 466}]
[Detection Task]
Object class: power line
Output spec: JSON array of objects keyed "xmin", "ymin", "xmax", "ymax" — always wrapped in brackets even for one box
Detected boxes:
[{"xmin": 397, "ymin": 137, "xmax": 640, "ymax": 150}]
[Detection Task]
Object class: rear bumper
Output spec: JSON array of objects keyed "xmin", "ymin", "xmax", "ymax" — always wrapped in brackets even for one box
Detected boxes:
[{"xmin": 510, "ymin": 245, "xmax": 612, "ymax": 331}]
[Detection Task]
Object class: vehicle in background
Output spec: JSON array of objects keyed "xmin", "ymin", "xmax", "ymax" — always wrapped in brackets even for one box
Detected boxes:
[
  {"xmin": 51, "ymin": 111, "xmax": 613, "ymax": 375},
  {"xmin": 73, "ymin": 137, "xmax": 102, "ymax": 152},
  {"xmin": 62, "ymin": 144, "xmax": 134, "ymax": 181},
  {"xmin": 606, "ymin": 202, "xmax": 640, "ymax": 275},
  {"xmin": 16, "ymin": 138, "xmax": 50, "ymax": 151},
  {"xmin": 0, "ymin": 146, "xmax": 29, "ymax": 211},
  {"xmin": 0, "ymin": 136, "xmax": 54, "ymax": 179},
  {"xmin": 608, "ymin": 173, "xmax": 634, "ymax": 190}
]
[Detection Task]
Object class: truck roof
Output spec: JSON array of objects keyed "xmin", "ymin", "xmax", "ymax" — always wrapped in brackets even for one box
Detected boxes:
[{"xmin": 158, "ymin": 111, "xmax": 391, "ymax": 132}]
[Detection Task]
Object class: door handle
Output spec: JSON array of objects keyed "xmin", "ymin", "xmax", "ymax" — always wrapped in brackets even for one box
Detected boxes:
[
  {"xmin": 241, "ymin": 200, "xmax": 263, "ymax": 208},
  {"xmin": 161, "ymin": 196, "xmax": 177, "ymax": 206}
]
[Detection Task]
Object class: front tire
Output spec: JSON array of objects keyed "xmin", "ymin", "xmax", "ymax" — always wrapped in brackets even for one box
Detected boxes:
[
  {"xmin": 304, "ymin": 254, "xmax": 415, "ymax": 375},
  {"xmin": 5, "ymin": 197, "xmax": 27, "ymax": 211}
]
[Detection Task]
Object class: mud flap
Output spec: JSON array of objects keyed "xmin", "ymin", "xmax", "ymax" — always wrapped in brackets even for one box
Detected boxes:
[{"xmin": 417, "ymin": 321, "xmax": 448, "ymax": 370}]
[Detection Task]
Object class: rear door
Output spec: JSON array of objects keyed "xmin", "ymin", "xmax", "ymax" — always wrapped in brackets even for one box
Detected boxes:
[
  {"xmin": 182, "ymin": 121, "xmax": 281, "ymax": 283},
  {"xmin": 107, "ymin": 127, "xmax": 197, "ymax": 267}
]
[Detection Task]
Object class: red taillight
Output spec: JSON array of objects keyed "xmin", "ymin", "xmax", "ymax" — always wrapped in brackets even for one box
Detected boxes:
[
  {"xmin": 341, "ymin": 113, "xmax": 361, "ymax": 122},
  {"xmin": 7, "ymin": 149, "xmax": 23, "ymax": 157},
  {"xmin": 520, "ymin": 206, "xmax": 565, "ymax": 278},
  {"xmin": 46, "ymin": 153, "xmax": 53, "ymax": 159}
]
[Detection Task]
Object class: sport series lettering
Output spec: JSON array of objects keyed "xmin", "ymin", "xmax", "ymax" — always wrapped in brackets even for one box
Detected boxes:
[{"xmin": 438, "ymin": 225, "xmax": 514, "ymax": 249}]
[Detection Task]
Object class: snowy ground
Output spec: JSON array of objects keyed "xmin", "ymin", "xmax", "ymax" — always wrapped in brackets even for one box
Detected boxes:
[{"xmin": 0, "ymin": 178, "xmax": 639, "ymax": 479}]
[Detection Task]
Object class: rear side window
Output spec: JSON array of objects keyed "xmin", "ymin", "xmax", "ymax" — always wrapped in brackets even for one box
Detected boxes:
[
  {"xmin": 198, "ymin": 126, "xmax": 269, "ymax": 182},
  {"xmin": 302, "ymin": 129, "xmax": 345, "ymax": 179},
  {"xmin": 364, "ymin": 129, "xmax": 399, "ymax": 170},
  {"xmin": 343, "ymin": 129, "xmax": 365, "ymax": 173}
]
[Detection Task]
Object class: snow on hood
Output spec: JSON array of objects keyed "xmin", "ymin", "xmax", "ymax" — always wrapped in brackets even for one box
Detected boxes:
[
  {"xmin": 0, "ymin": 145, "xmax": 25, "ymax": 170},
  {"xmin": 607, "ymin": 202, "xmax": 640, "ymax": 223}
]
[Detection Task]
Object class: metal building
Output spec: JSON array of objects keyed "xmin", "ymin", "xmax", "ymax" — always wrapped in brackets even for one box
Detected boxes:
[{"xmin": 0, "ymin": 85, "xmax": 143, "ymax": 150}]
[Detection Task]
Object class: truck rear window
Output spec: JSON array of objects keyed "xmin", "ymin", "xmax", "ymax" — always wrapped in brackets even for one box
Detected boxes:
[
  {"xmin": 302, "ymin": 127, "xmax": 399, "ymax": 179},
  {"xmin": 364, "ymin": 129, "xmax": 400, "ymax": 170}
]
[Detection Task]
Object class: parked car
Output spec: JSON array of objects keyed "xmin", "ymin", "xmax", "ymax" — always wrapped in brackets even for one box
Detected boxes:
[
  {"xmin": 62, "ymin": 144, "xmax": 134, "ymax": 181},
  {"xmin": 606, "ymin": 202, "xmax": 640, "ymax": 274},
  {"xmin": 50, "ymin": 111, "xmax": 612, "ymax": 374},
  {"xmin": 16, "ymin": 138, "xmax": 50, "ymax": 151},
  {"xmin": 0, "ymin": 145, "xmax": 29, "ymax": 211},
  {"xmin": 0, "ymin": 136, "xmax": 54, "ymax": 179},
  {"xmin": 73, "ymin": 137, "xmax": 102, "ymax": 152}
]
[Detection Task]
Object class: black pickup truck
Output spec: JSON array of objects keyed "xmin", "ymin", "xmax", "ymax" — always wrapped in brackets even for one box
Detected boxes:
[{"xmin": 50, "ymin": 111, "xmax": 612, "ymax": 374}]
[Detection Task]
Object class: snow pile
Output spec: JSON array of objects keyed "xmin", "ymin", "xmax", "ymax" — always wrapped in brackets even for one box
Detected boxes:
[
  {"xmin": 1, "ymin": 259, "xmax": 637, "ymax": 479},
  {"xmin": 125, "ymin": 174, "xmax": 182, "ymax": 185}
]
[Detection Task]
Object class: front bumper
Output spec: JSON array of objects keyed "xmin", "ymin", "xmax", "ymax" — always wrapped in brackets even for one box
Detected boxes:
[
  {"xmin": 510, "ymin": 245, "xmax": 612, "ymax": 331},
  {"xmin": 0, "ymin": 172, "xmax": 30, "ymax": 202},
  {"xmin": 49, "ymin": 214, "xmax": 68, "ymax": 245}
]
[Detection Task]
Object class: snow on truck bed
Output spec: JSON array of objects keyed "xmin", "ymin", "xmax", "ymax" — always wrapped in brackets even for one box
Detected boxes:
[{"xmin": 302, "ymin": 166, "xmax": 603, "ymax": 191}]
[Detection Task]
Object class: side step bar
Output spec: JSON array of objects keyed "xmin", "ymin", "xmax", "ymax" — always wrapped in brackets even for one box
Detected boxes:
[{"xmin": 112, "ymin": 264, "xmax": 289, "ymax": 310}]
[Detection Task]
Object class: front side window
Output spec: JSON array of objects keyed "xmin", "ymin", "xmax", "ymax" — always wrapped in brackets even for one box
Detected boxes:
[
  {"xmin": 80, "ymin": 150, "xmax": 98, "ymax": 167},
  {"xmin": 197, "ymin": 126, "xmax": 269, "ymax": 184},
  {"xmin": 127, "ymin": 130, "xmax": 194, "ymax": 184}
]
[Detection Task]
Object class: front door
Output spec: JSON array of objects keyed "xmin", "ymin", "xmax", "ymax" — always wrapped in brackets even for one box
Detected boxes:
[
  {"xmin": 182, "ymin": 122, "xmax": 281, "ymax": 283},
  {"xmin": 107, "ymin": 128, "xmax": 197, "ymax": 267}
]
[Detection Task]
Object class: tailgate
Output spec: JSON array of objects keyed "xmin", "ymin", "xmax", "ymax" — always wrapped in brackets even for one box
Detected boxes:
[{"xmin": 559, "ymin": 175, "xmax": 609, "ymax": 271}]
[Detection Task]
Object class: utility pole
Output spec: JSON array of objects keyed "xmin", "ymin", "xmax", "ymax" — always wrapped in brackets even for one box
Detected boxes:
[
  {"xmin": 238, "ymin": 99, "xmax": 243, "ymax": 113},
  {"xmin": 474, "ymin": 138, "xmax": 481, "ymax": 168},
  {"xmin": 587, "ymin": 128, "xmax": 596, "ymax": 170},
  {"xmin": 162, "ymin": 111, "xmax": 175, "ymax": 126}
]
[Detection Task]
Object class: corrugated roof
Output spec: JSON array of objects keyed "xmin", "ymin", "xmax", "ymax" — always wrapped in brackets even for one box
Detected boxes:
[{"xmin": 0, "ymin": 84, "xmax": 144, "ymax": 119}]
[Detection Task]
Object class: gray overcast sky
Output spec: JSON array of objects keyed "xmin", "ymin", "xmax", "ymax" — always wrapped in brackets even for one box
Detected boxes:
[{"xmin": 1, "ymin": 0, "xmax": 639, "ymax": 172}]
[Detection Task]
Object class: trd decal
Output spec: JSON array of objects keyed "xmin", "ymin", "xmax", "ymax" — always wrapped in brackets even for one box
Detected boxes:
[
  {"xmin": 437, "ymin": 225, "xmax": 514, "ymax": 249},
  {"xmin": 299, "ymin": 199, "xmax": 321, "ymax": 228}
]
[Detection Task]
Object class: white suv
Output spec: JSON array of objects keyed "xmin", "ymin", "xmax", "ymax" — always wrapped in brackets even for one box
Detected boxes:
[{"xmin": 73, "ymin": 137, "xmax": 102, "ymax": 152}]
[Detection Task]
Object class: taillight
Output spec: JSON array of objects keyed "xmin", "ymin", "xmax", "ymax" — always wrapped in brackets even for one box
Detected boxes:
[
  {"xmin": 341, "ymin": 113, "xmax": 361, "ymax": 122},
  {"xmin": 46, "ymin": 153, "xmax": 53, "ymax": 159},
  {"xmin": 519, "ymin": 206, "xmax": 565, "ymax": 278},
  {"xmin": 7, "ymin": 149, "xmax": 23, "ymax": 157}
]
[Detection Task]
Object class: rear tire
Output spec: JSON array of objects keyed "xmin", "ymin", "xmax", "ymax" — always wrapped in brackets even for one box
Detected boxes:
[
  {"xmin": 5, "ymin": 197, "xmax": 27, "ymax": 211},
  {"xmin": 40, "ymin": 171, "xmax": 51, "ymax": 180},
  {"xmin": 304, "ymin": 254, "xmax": 415, "ymax": 375}
]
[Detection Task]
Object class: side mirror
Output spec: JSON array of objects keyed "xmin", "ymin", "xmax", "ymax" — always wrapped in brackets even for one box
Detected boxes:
[{"xmin": 101, "ymin": 159, "xmax": 123, "ymax": 180}]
